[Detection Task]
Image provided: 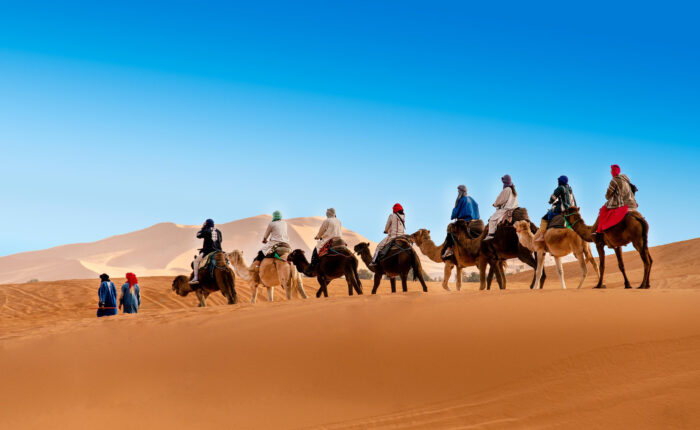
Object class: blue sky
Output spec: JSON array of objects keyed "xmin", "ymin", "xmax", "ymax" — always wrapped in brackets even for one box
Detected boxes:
[{"xmin": 1, "ymin": 1, "xmax": 698, "ymax": 255}]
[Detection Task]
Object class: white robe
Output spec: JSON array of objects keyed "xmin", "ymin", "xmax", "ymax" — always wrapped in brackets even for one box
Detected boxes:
[
  {"xmin": 315, "ymin": 217, "xmax": 342, "ymax": 251},
  {"xmin": 261, "ymin": 220, "xmax": 290, "ymax": 255},
  {"xmin": 487, "ymin": 188, "xmax": 519, "ymax": 235},
  {"xmin": 374, "ymin": 212, "xmax": 406, "ymax": 260}
]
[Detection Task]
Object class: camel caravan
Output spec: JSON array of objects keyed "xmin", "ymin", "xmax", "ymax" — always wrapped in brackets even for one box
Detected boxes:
[{"xmin": 172, "ymin": 165, "xmax": 652, "ymax": 306}]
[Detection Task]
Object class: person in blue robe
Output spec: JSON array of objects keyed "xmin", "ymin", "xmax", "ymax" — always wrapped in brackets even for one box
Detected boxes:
[{"xmin": 97, "ymin": 273, "xmax": 118, "ymax": 317}]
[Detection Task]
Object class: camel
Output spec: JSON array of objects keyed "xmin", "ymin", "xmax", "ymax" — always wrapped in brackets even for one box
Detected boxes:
[
  {"xmin": 171, "ymin": 251, "xmax": 238, "ymax": 307},
  {"xmin": 513, "ymin": 220, "xmax": 599, "ymax": 289},
  {"xmin": 287, "ymin": 247, "xmax": 363, "ymax": 298},
  {"xmin": 410, "ymin": 228, "xmax": 502, "ymax": 291},
  {"xmin": 228, "ymin": 250, "xmax": 308, "ymax": 303},
  {"xmin": 563, "ymin": 207, "xmax": 652, "ymax": 289},
  {"xmin": 354, "ymin": 238, "xmax": 428, "ymax": 294},
  {"xmin": 447, "ymin": 219, "xmax": 544, "ymax": 290}
]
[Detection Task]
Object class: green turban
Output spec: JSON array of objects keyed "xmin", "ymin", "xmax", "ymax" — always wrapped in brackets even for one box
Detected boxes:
[{"xmin": 272, "ymin": 210, "xmax": 282, "ymax": 221}]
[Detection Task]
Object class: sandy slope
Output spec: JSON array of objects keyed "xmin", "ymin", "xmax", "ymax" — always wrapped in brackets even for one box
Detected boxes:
[
  {"xmin": 1, "ymin": 239, "xmax": 700, "ymax": 429},
  {"xmin": 0, "ymin": 215, "xmax": 446, "ymax": 284}
]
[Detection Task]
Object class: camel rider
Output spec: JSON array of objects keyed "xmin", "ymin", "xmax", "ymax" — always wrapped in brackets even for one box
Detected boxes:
[
  {"xmin": 370, "ymin": 203, "xmax": 406, "ymax": 268},
  {"xmin": 594, "ymin": 164, "xmax": 638, "ymax": 235},
  {"xmin": 442, "ymin": 185, "xmax": 480, "ymax": 258},
  {"xmin": 535, "ymin": 175, "xmax": 577, "ymax": 242},
  {"xmin": 484, "ymin": 175, "xmax": 519, "ymax": 241},
  {"xmin": 190, "ymin": 219, "xmax": 223, "ymax": 285},
  {"xmin": 253, "ymin": 210, "xmax": 290, "ymax": 268},
  {"xmin": 305, "ymin": 208, "xmax": 342, "ymax": 276}
]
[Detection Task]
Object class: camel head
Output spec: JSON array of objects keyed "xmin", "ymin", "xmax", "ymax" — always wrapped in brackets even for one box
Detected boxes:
[
  {"xmin": 410, "ymin": 229, "xmax": 431, "ymax": 244},
  {"xmin": 172, "ymin": 275, "xmax": 193, "ymax": 296},
  {"xmin": 287, "ymin": 249, "xmax": 307, "ymax": 265},
  {"xmin": 353, "ymin": 242, "xmax": 371, "ymax": 255},
  {"xmin": 227, "ymin": 250, "xmax": 245, "ymax": 267},
  {"xmin": 563, "ymin": 207, "xmax": 582, "ymax": 224},
  {"xmin": 514, "ymin": 220, "xmax": 531, "ymax": 234}
]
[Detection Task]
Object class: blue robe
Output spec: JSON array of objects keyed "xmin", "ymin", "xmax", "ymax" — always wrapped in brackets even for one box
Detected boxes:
[
  {"xmin": 97, "ymin": 281, "xmax": 118, "ymax": 317},
  {"xmin": 120, "ymin": 283, "xmax": 141, "ymax": 314},
  {"xmin": 451, "ymin": 196, "xmax": 480, "ymax": 221}
]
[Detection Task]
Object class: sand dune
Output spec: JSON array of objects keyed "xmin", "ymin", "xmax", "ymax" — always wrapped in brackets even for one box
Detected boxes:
[
  {"xmin": 1, "ymin": 238, "xmax": 700, "ymax": 428},
  {"xmin": 0, "ymin": 215, "xmax": 445, "ymax": 285}
]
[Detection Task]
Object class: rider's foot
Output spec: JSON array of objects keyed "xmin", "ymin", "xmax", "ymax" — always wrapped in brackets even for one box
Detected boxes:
[
  {"xmin": 189, "ymin": 279, "xmax": 199, "ymax": 285},
  {"xmin": 483, "ymin": 234, "xmax": 495, "ymax": 242},
  {"xmin": 441, "ymin": 247, "xmax": 453, "ymax": 259}
]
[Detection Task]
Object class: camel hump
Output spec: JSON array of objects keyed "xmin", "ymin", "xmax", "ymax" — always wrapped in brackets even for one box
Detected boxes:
[{"xmin": 319, "ymin": 237, "xmax": 350, "ymax": 257}]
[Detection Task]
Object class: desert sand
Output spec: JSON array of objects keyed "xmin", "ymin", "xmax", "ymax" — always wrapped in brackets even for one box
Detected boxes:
[{"xmin": 1, "ymin": 238, "xmax": 700, "ymax": 429}]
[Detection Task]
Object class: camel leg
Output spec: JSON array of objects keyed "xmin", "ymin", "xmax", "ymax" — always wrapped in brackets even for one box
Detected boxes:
[
  {"xmin": 371, "ymin": 272, "xmax": 382, "ymax": 294},
  {"xmin": 478, "ymin": 262, "xmax": 488, "ymax": 291},
  {"xmin": 296, "ymin": 273, "xmax": 308, "ymax": 299},
  {"xmin": 535, "ymin": 251, "xmax": 546, "ymax": 290},
  {"xmin": 267, "ymin": 286, "xmax": 274, "ymax": 302},
  {"xmin": 400, "ymin": 274, "xmax": 408, "ymax": 292},
  {"xmin": 455, "ymin": 266, "xmax": 462, "ymax": 291},
  {"xmin": 353, "ymin": 270, "xmax": 364, "ymax": 295},
  {"xmin": 486, "ymin": 264, "xmax": 495, "ymax": 290},
  {"xmin": 594, "ymin": 242, "xmax": 606, "ymax": 289},
  {"xmin": 317, "ymin": 278, "xmax": 329, "ymax": 298},
  {"xmin": 633, "ymin": 239, "xmax": 653, "ymax": 289},
  {"xmin": 196, "ymin": 290, "xmax": 207, "ymax": 307},
  {"xmin": 250, "ymin": 284, "xmax": 258, "ymax": 304},
  {"xmin": 442, "ymin": 261, "xmax": 453, "ymax": 291},
  {"xmin": 416, "ymin": 270, "xmax": 428, "ymax": 292},
  {"xmin": 614, "ymin": 247, "xmax": 632, "ymax": 289},
  {"xmin": 574, "ymin": 251, "xmax": 587, "ymax": 289},
  {"xmin": 554, "ymin": 256, "xmax": 566, "ymax": 289},
  {"xmin": 492, "ymin": 259, "xmax": 506, "ymax": 290},
  {"xmin": 389, "ymin": 277, "xmax": 397, "ymax": 293},
  {"xmin": 517, "ymin": 246, "xmax": 540, "ymax": 289},
  {"xmin": 584, "ymin": 243, "xmax": 601, "ymax": 279}
]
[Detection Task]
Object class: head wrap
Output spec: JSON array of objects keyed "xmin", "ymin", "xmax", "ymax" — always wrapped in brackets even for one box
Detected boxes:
[
  {"xmin": 272, "ymin": 210, "xmax": 282, "ymax": 221},
  {"xmin": 611, "ymin": 164, "xmax": 621, "ymax": 177},
  {"xmin": 204, "ymin": 219, "xmax": 214, "ymax": 228},
  {"xmin": 125, "ymin": 273, "xmax": 138, "ymax": 291},
  {"xmin": 558, "ymin": 175, "xmax": 568, "ymax": 186},
  {"xmin": 501, "ymin": 175, "xmax": 513, "ymax": 188},
  {"xmin": 326, "ymin": 208, "xmax": 336, "ymax": 218},
  {"xmin": 392, "ymin": 203, "xmax": 403, "ymax": 213},
  {"xmin": 99, "ymin": 273, "xmax": 110, "ymax": 282},
  {"xmin": 456, "ymin": 185, "xmax": 468, "ymax": 207}
]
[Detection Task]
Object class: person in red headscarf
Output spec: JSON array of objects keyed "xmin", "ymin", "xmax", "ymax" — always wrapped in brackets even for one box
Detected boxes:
[
  {"xmin": 370, "ymin": 203, "xmax": 406, "ymax": 268},
  {"xmin": 119, "ymin": 272, "xmax": 141, "ymax": 314},
  {"xmin": 595, "ymin": 164, "xmax": 639, "ymax": 233}
]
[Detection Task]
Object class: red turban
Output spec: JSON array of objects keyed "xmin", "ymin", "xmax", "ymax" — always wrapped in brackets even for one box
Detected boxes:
[
  {"xmin": 611, "ymin": 164, "xmax": 621, "ymax": 177},
  {"xmin": 393, "ymin": 203, "xmax": 403, "ymax": 213},
  {"xmin": 125, "ymin": 272, "xmax": 138, "ymax": 287}
]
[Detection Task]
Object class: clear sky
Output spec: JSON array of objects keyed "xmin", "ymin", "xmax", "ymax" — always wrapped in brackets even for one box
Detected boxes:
[{"xmin": 1, "ymin": 1, "xmax": 698, "ymax": 256}]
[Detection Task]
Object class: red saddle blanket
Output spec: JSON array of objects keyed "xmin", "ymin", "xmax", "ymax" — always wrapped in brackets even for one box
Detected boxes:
[
  {"xmin": 597, "ymin": 205, "xmax": 628, "ymax": 232},
  {"xmin": 318, "ymin": 238, "xmax": 348, "ymax": 257}
]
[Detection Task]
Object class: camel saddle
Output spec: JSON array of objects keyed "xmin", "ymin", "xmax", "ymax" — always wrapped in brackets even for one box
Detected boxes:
[
  {"xmin": 499, "ymin": 207, "xmax": 530, "ymax": 226},
  {"xmin": 547, "ymin": 214, "xmax": 567, "ymax": 230},
  {"xmin": 318, "ymin": 237, "xmax": 349, "ymax": 257},
  {"xmin": 197, "ymin": 251, "xmax": 218, "ymax": 271},
  {"xmin": 265, "ymin": 242, "xmax": 292, "ymax": 260},
  {"xmin": 378, "ymin": 235, "xmax": 413, "ymax": 261},
  {"xmin": 464, "ymin": 219, "xmax": 485, "ymax": 239}
]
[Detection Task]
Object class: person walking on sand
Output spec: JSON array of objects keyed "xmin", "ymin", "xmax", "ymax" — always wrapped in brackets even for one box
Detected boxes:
[
  {"xmin": 97, "ymin": 273, "xmax": 118, "ymax": 318},
  {"xmin": 119, "ymin": 272, "xmax": 141, "ymax": 314}
]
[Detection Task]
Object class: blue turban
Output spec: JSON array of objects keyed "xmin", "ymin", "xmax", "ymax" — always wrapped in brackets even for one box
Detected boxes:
[
  {"xmin": 205, "ymin": 219, "xmax": 214, "ymax": 228},
  {"xmin": 558, "ymin": 175, "xmax": 568, "ymax": 186}
]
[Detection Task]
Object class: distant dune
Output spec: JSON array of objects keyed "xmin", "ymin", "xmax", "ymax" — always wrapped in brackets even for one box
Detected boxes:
[
  {"xmin": 0, "ymin": 215, "xmax": 448, "ymax": 284},
  {"xmin": 1, "ymin": 239, "xmax": 700, "ymax": 428}
]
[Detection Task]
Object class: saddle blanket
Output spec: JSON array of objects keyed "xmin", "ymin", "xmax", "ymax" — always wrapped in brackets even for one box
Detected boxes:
[
  {"xmin": 319, "ymin": 237, "xmax": 348, "ymax": 257},
  {"xmin": 499, "ymin": 207, "xmax": 530, "ymax": 226},
  {"xmin": 378, "ymin": 235, "xmax": 413, "ymax": 261},
  {"xmin": 598, "ymin": 205, "xmax": 628, "ymax": 232}
]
